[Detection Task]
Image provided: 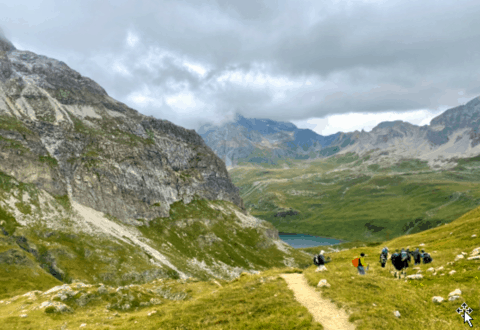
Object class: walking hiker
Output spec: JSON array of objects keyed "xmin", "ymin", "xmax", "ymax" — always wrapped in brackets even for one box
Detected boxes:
[
  {"xmin": 379, "ymin": 247, "xmax": 388, "ymax": 268},
  {"xmin": 391, "ymin": 249, "xmax": 403, "ymax": 279},
  {"xmin": 400, "ymin": 248, "xmax": 409, "ymax": 278},
  {"xmin": 357, "ymin": 253, "xmax": 368, "ymax": 275},
  {"xmin": 412, "ymin": 248, "xmax": 421, "ymax": 265}
]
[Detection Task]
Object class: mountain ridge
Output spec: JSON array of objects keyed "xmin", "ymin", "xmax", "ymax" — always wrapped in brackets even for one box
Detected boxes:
[{"xmin": 198, "ymin": 96, "xmax": 480, "ymax": 168}]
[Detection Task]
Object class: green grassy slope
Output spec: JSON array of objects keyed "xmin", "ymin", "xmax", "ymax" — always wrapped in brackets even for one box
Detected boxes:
[
  {"xmin": 301, "ymin": 201, "xmax": 480, "ymax": 330},
  {"xmin": 0, "ymin": 169, "xmax": 311, "ymax": 300},
  {"xmin": 229, "ymin": 153, "xmax": 480, "ymax": 242}
]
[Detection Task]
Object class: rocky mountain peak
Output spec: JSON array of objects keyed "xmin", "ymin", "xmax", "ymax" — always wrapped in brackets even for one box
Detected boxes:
[{"xmin": 0, "ymin": 31, "xmax": 16, "ymax": 52}]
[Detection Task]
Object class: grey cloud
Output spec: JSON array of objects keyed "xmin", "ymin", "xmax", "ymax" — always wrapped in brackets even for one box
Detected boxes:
[{"xmin": 2, "ymin": 0, "xmax": 480, "ymax": 130}]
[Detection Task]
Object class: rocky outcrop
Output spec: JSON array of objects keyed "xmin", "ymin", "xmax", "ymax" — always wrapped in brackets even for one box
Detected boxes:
[{"xmin": 0, "ymin": 36, "xmax": 243, "ymax": 224}]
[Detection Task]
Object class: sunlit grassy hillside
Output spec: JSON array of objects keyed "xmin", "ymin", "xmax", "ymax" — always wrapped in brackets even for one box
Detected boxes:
[
  {"xmin": 229, "ymin": 152, "xmax": 480, "ymax": 242},
  {"xmin": 299, "ymin": 201, "xmax": 480, "ymax": 330}
]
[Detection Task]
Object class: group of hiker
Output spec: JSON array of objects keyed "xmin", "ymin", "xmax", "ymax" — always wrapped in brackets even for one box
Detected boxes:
[
  {"xmin": 313, "ymin": 246, "xmax": 433, "ymax": 279},
  {"xmin": 380, "ymin": 246, "xmax": 433, "ymax": 278}
]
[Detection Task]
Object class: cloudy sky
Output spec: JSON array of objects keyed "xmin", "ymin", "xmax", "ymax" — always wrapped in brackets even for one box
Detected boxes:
[{"xmin": 2, "ymin": 0, "xmax": 480, "ymax": 135}]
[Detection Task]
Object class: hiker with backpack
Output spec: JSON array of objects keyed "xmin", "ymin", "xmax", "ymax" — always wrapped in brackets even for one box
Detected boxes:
[
  {"xmin": 391, "ymin": 249, "xmax": 404, "ymax": 279},
  {"xmin": 412, "ymin": 248, "xmax": 421, "ymax": 265},
  {"xmin": 313, "ymin": 250, "xmax": 327, "ymax": 270},
  {"xmin": 353, "ymin": 253, "xmax": 368, "ymax": 275},
  {"xmin": 422, "ymin": 250, "xmax": 433, "ymax": 264},
  {"xmin": 379, "ymin": 247, "xmax": 389, "ymax": 268}
]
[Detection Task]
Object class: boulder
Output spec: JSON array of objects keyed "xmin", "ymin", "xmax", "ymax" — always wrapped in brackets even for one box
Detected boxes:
[
  {"xmin": 448, "ymin": 289, "xmax": 462, "ymax": 297},
  {"xmin": 432, "ymin": 296, "xmax": 444, "ymax": 303},
  {"xmin": 317, "ymin": 279, "xmax": 331, "ymax": 288},
  {"xmin": 39, "ymin": 301, "xmax": 73, "ymax": 313},
  {"xmin": 467, "ymin": 256, "xmax": 480, "ymax": 260},
  {"xmin": 406, "ymin": 274, "xmax": 423, "ymax": 280},
  {"xmin": 393, "ymin": 310, "xmax": 401, "ymax": 318}
]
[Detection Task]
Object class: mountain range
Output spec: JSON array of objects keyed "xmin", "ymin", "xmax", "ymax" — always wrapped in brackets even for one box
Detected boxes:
[
  {"xmin": 197, "ymin": 97, "xmax": 480, "ymax": 168},
  {"xmin": 0, "ymin": 34, "xmax": 309, "ymax": 291}
]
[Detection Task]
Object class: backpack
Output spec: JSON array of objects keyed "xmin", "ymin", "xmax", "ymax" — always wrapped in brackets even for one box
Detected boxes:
[
  {"xmin": 401, "ymin": 251, "xmax": 408, "ymax": 261},
  {"xmin": 423, "ymin": 253, "xmax": 432, "ymax": 264},
  {"xmin": 313, "ymin": 254, "xmax": 325, "ymax": 266},
  {"xmin": 352, "ymin": 257, "xmax": 359, "ymax": 267}
]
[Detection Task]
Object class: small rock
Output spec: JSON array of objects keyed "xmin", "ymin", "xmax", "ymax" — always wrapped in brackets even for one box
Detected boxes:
[
  {"xmin": 80, "ymin": 324, "xmax": 87, "ymax": 328},
  {"xmin": 315, "ymin": 265, "xmax": 328, "ymax": 272},
  {"xmin": 450, "ymin": 232, "xmax": 453, "ymax": 235},
  {"xmin": 419, "ymin": 243, "xmax": 425, "ymax": 246},
  {"xmin": 448, "ymin": 289, "xmax": 462, "ymax": 297},
  {"xmin": 406, "ymin": 274, "xmax": 423, "ymax": 280},
  {"xmin": 440, "ymin": 273, "xmax": 445, "ymax": 276},
  {"xmin": 449, "ymin": 270, "xmax": 456, "ymax": 275},
  {"xmin": 436, "ymin": 266, "xmax": 444, "ymax": 271},
  {"xmin": 432, "ymin": 296, "xmax": 444, "ymax": 303},
  {"xmin": 147, "ymin": 310, "xmax": 157, "ymax": 317},
  {"xmin": 448, "ymin": 296, "xmax": 460, "ymax": 301},
  {"xmin": 427, "ymin": 267, "xmax": 435, "ymax": 272},
  {"xmin": 373, "ymin": 303, "xmax": 377, "ymax": 307},
  {"xmin": 433, "ymin": 251, "xmax": 437, "ymax": 254},
  {"xmin": 455, "ymin": 254, "xmax": 464, "ymax": 261},
  {"xmin": 471, "ymin": 247, "xmax": 480, "ymax": 256},
  {"xmin": 413, "ymin": 267, "xmax": 421, "ymax": 270},
  {"xmin": 317, "ymin": 279, "xmax": 331, "ymax": 288},
  {"xmin": 467, "ymin": 256, "xmax": 480, "ymax": 260},
  {"xmin": 97, "ymin": 286, "xmax": 107, "ymax": 295},
  {"xmin": 393, "ymin": 310, "xmax": 401, "ymax": 318},
  {"xmin": 20, "ymin": 314, "xmax": 27, "ymax": 318},
  {"xmin": 461, "ymin": 252, "xmax": 467, "ymax": 255},
  {"xmin": 472, "ymin": 234, "xmax": 477, "ymax": 238}
]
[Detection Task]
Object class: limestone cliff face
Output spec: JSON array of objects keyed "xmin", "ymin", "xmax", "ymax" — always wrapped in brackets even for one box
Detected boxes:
[{"xmin": 0, "ymin": 37, "xmax": 243, "ymax": 224}]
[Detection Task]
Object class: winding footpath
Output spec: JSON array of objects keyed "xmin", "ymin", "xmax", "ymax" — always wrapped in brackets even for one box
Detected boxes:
[{"xmin": 280, "ymin": 274, "xmax": 356, "ymax": 330}]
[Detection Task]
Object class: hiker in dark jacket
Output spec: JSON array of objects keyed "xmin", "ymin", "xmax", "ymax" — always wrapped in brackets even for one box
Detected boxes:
[
  {"xmin": 412, "ymin": 248, "xmax": 421, "ymax": 265},
  {"xmin": 400, "ymin": 248, "xmax": 409, "ymax": 278},
  {"xmin": 313, "ymin": 250, "xmax": 326, "ymax": 266},
  {"xmin": 391, "ymin": 249, "xmax": 403, "ymax": 279},
  {"xmin": 379, "ymin": 247, "xmax": 389, "ymax": 268}
]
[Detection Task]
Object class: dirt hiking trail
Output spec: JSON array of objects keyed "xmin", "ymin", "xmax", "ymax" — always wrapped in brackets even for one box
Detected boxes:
[{"xmin": 280, "ymin": 273, "xmax": 356, "ymax": 330}]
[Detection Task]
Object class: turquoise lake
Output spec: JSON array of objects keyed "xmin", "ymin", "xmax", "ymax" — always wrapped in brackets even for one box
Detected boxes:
[{"xmin": 278, "ymin": 233, "xmax": 344, "ymax": 249}]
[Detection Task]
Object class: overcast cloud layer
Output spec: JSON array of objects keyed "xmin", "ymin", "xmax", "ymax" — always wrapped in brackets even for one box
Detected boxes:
[{"xmin": 2, "ymin": 0, "xmax": 480, "ymax": 135}]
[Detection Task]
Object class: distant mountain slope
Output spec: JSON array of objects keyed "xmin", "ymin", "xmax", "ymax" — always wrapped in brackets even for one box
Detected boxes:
[
  {"xmin": 199, "ymin": 96, "xmax": 480, "ymax": 168},
  {"xmin": 197, "ymin": 115, "xmax": 340, "ymax": 167}
]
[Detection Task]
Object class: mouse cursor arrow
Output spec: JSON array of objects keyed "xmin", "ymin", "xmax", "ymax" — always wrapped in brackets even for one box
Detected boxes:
[{"xmin": 463, "ymin": 311, "xmax": 474, "ymax": 327}]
